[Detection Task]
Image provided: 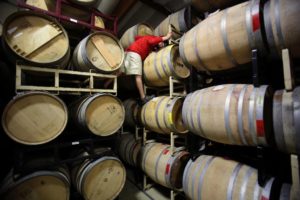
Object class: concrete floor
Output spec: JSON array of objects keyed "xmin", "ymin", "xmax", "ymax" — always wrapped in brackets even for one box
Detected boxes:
[{"xmin": 119, "ymin": 167, "xmax": 185, "ymax": 200}]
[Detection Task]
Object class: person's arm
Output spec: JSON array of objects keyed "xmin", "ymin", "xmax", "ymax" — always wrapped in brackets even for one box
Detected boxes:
[{"xmin": 162, "ymin": 31, "xmax": 172, "ymax": 41}]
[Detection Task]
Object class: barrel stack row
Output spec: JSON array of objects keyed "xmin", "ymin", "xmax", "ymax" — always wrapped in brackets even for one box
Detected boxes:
[
  {"xmin": 0, "ymin": 2, "xmax": 129, "ymax": 200},
  {"xmin": 179, "ymin": 0, "xmax": 300, "ymax": 72},
  {"xmin": 1, "ymin": 9, "xmax": 128, "ymax": 145},
  {"xmin": 1, "ymin": 91, "xmax": 125, "ymax": 145},
  {"xmin": 0, "ymin": 148, "xmax": 126, "ymax": 200},
  {"xmin": 184, "ymin": 83, "xmax": 300, "ymax": 155},
  {"xmin": 116, "ymin": 133, "xmax": 291, "ymax": 199},
  {"xmin": 2, "ymin": 10, "xmax": 124, "ymax": 73}
]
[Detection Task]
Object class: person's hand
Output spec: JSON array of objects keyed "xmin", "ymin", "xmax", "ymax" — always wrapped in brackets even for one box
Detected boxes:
[{"xmin": 162, "ymin": 31, "xmax": 172, "ymax": 41}]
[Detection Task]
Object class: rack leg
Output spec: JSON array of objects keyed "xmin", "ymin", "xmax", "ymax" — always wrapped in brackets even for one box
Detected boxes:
[
  {"xmin": 291, "ymin": 154, "xmax": 300, "ymax": 200},
  {"xmin": 143, "ymin": 128, "xmax": 148, "ymax": 146},
  {"xmin": 143, "ymin": 175, "xmax": 153, "ymax": 191}
]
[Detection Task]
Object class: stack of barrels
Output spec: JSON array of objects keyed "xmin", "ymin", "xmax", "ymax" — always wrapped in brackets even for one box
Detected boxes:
[
  {"xmin": 0, "ymin": 149, "xmax": 126, "ymax": 200},
  {"xmin": 0, "ymin": 1, "xmax": 128, "ymax": 200}
]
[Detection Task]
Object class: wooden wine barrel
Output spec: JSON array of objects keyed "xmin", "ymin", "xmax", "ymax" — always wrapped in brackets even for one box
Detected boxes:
[
  {"xmin": 123, "ymin": 98, "xmax": 142, "ymax": 127},
  {"xmin": 182, "ymin": 155, "xmax": 275, "ymax": 200},
  {"xmin": 2, "ymin": 11, "xmax": 70, "ymax": 68},
  {"xmin": 273, "ymin": 87, "xmax": 300, "ymax": 154},
  {"xmin": 279, "ymin": 184, "xmax": 291, "ymax": 200},
  {"xmin": 69, "ymin": 0, "xmax": 100, "ymax": 7},
  {"xmin": 191, "ymin": 0, "xmax": 238, "ymax": 13},
  {"xmin": 117, "ymin": 134, "xmax": 142, "ymax": 167},
  {"xmin": 141, "ymin": 96, "xmax": 188, "ymax": 134},
  {"xmin": 72, "ymin": 31, "xmax": 124, "ymax": 73},
  {"xmin": 120, "ymin": 23, "xmax": 154, "ymax": 49},
  {"xmin": 143, "ymin": 44, "xmax": 190, "ymax": 87},
  {"xmin": 182, "ymin": 84, "xmax": 273, "ymax": 146},
  {"xmin": 1, "ymin": 92, "xmax": 68, "ymax": 145},
  {"xmin": 71, "ymin": 149, "xmax": 126, "ymax": 200},
  {"xmin": 154, "ymin": 7, "xmax": 199, "ymax": 40},
  {"xmin": 0, "ymin": 168, "xmax": 70, "ymax": 200},
  {"xmin": 179, "ymin": 0, "xmax": 265, "ymax": 72},
  {"xmin": 69, "ymin": 93, "xmax": 125, "ymax": 136},
  {"xmin": 263, "ymin": 0, "xmax": 300, "ymax": 58},
  {"xmin": 139, "ymin": 142, "xmax": 189, "ymax": 189}
]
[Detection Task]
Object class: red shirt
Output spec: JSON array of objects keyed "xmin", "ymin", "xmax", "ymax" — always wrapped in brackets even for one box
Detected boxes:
[{"xmin": 126, "ymin": 35, "xmax": 163, "ymax": 60}]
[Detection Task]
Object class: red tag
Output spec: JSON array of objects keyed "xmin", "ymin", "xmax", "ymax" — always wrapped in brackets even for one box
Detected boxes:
[
  {"xmin": 163, "ymin": 149, "xmax": 169, "ymax": 155},
  {"xmin": 252, "ymin": 12, "xmax": 260, "ymax": 32},
  {"xmin": 256, "ymin": 120, "xmax": 265, "ymax": 137},
  {"xmin": 261, "ymin": 196, "xmax": 269, "ymax": 200},
  {"xmin": 165, "ymin": 164, "xmax": 170, "ymax": 175}
]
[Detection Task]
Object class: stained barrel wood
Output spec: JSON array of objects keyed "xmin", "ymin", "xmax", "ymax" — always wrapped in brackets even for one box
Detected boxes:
[
  {"xmin": 123, "ymin": 98, "xmax": 142, "ymax": 127},
  {"xmin": 139, "ymin": 142, "xmax": 189, "ymax": 189},
  {"xmin": 179, "ymin": 0, "xmax": 265, "ymax": 72},
  {"xmin": 117, "ymin": 134, "xmax": 142, "ymax": 167},
  {"xmin": 154, "ymin": 7, "xmax": 198, "ymax": 40},
  {"xmin": 2, "ymin": 11, "xmax": 70, "ymax": 68},
  {"xmin": 263, "ymin": 0, "xmax": 300, "ymax": 58},
  {"xmin": 72, "ymin": 31, "xmax": 124, "ymax": 73},
  {"xmin": 191, "ymin": 0, "xmax": 238, "ymax": 13},
  {"xmin": 273, "ymin": 87, "xmax": 300, "ymax": 154},
  {"xmin": 69, "ymin": 93, "xmax": 125, "ymax": 137},
  {"xmin": 182, "ymin": 155, "xmax": 275, "ymax": 200},
  {"xmin": 143, "ymin": 45, "xmax": 190, "ymax": 87},
  {"xmin": 71, "ymin": 149, "xmax": 126, "ymax": 200},
  {"xmin": 182, "ymin": 84, "xmax": 273, "ymax": 146},
  {"xmin": 1, "ymin": 168, "xmax": 70, "ymax": 200},
  {"xmin": 120, "ymin": 23, "xmax": 154, "ymax": 49},
  {"xmin": 1, "ymin": 92, "xmax": 68, "ymax": 145},
  {"xmin": 141, "ymin": 96, "xmax": 187, "ymax": 134}
]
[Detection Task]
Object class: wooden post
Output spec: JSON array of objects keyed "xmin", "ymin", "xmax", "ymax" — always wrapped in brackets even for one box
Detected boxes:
[
  {"xmin": 291, "ymin": 154, "xmax": 300, "ymax": 200},
  {"xmin": 282, "ymin": 49, "xmax": 294, "ymax": 91}
]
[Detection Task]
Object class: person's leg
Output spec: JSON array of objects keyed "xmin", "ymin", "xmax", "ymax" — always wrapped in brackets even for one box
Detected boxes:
[{"xmin": 135, "ymin": 75, "xmax": 145, "ymax": 99}]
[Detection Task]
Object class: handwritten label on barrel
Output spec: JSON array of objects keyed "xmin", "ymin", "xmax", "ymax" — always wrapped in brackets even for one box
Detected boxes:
[
  {"xmin": 261, "ymin": 196, "xmax": 269, "ymax": 200},
  {"xmin": 163, "ymin": 149, "xmax": 169, "ymax": 155},
  {"xmin": 165, "ymin": 163, "xmax": 170, "ymax": 175},
  {"xmin": 256, "ymin": 120, "xmax": 265, "ymax": 137},
  {"xmin": 252, "ymin": 12, "xmax": 260, "ymax": 32}
]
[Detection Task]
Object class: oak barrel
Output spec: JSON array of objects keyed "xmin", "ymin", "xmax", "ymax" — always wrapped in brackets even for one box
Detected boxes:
[
  {"xmin": 69, "ymin": 93, "xmax": 125, "ymax": 136},
  {"xmin": 183, "ymin": 155, "xmax": 275, "ymax": 200},
  {"xmin": 182, "ymin": 84, "xmax": 273, "ymax": 146},
  {"xmin": 263, "ymin": 0, "xmax": 300, "ymax": 58},
  {"xmin": 71, "ymin": 148, "xmax": 126, "ymax": 200},
  {"xmin": 273, "ymin": 87, "xmax": 300, "ymax": 154},
  {"xmin": 0, "ymin": 168, "xmax": 70, "ymax": 200},
  {"xmin": 139, "ymin": 142, "xmax": 189, "ymax": 189},
  {"xmin": 117, "ymin": 133, "xmax": 142, "ymax": 167},
  {"xmin": 143, "ymin": 45, "xmax": 190, "ymax": 87},
  {"xmin": 154, "ymin": 7, "xmax": 200, "ymax": 40},
  {"xmin": 179, "ymin": 0, "xmax": 265, "ymax": 72},
  {"xmin": 72, "ymin": 31, "xmax": 124, "ymax": 73},
  {"xmin": 120, "ymin": 23, "xmax": 154, "ymax": 49},
  {"xmin": 2, "ymin": 11, "xmax": 70, "ymax": 68},
  {"xmin": 123, "ymin": 98, "xmax": 142, "ymax": 127},
  {"xmin": 1, "ymin": 91, "xmax": 68, "ymax": 145},
  {"xmin": 141, "ymin": 96, "xmax": 188, "ymax": 134}
]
